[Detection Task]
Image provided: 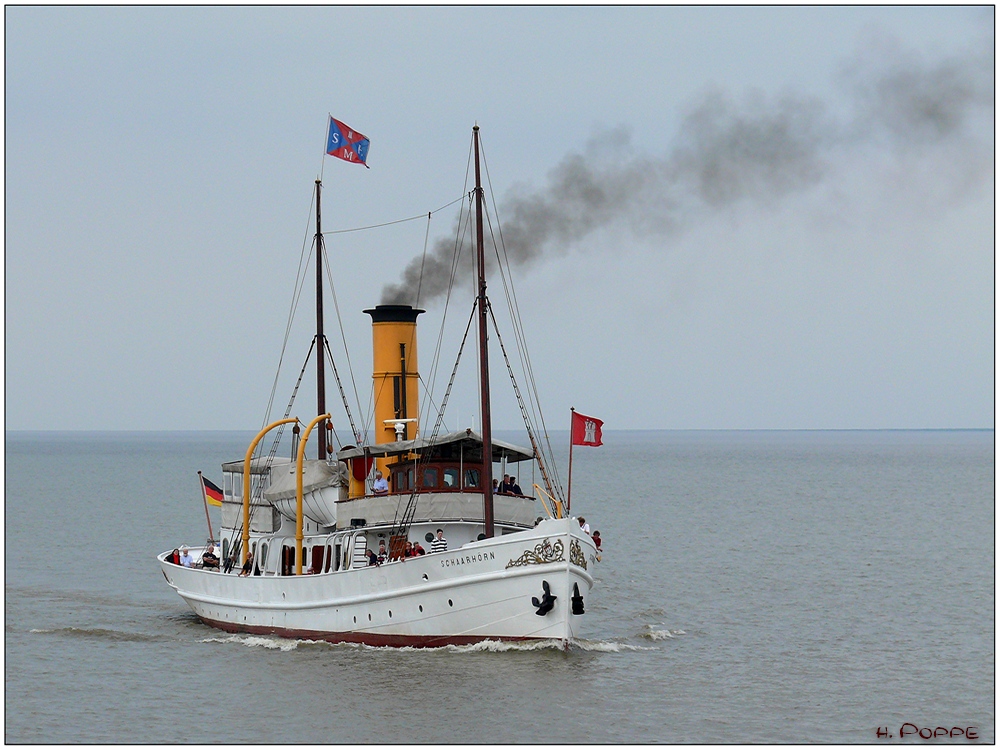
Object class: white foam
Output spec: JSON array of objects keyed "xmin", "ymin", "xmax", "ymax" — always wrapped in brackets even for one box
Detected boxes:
[
  {"xmin": 336, "ymin": 639, "xmax": 567, "ymax": 654},
  {"xmin": 645, "ymin": 630, "xmax": 674, "ymax": 640},
  {"xmin": 200, "ymin": 634, "xmax": 303, "ymax": 651},
  {"xmin": 642, "ymin": 624, "xmax": 685, "ymax": 641},
  {"xmin": 573, "ymin": 638, "xmax": 659, "ymax": 652},
  {"xmin": 448, "ymin": 639, "xmax": 566, "ymax": 653}
]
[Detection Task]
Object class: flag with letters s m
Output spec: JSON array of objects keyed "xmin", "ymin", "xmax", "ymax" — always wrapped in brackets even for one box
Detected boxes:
[
  {"xmin": 326, "ymin": 116, "xmax": 370, "ymax": 165},
  {"xmin": 571, "ymin": 411, "xmax": 604, "ymax": 447}
]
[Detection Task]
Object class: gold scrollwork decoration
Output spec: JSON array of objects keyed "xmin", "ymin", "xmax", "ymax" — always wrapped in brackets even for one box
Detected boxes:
[
  {"xmin": 506, "ymin": 538, "xmax": 565, "ymax": 569},
  {"xmin": 570, "ymin": 539, "xmax": 588, "ymax": 570}
]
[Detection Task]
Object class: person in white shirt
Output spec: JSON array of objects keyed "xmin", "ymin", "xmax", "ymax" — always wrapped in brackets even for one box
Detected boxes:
[
  {"xmin": 372, "ymin": 471, "xmax": 389, "ymax": 496},
  {"xmin": 578, "ymin": 517, "xmax": 591, "ymax": 535},
  {"xmin": 179, "ymin": 547, "xmax": 194, "ymax": 567}
]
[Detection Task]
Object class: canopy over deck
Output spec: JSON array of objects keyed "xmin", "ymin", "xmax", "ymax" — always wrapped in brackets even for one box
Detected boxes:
[
  {"xmin": 221, "ymin": 456, "xmax": 293, "ymax": 474},
  {"xmin": 337, "ymin": 429, "xmax": 533, "ymax": 464}
]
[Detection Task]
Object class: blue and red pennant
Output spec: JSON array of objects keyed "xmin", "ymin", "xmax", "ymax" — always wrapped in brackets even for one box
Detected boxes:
[{"xmin": 326, "ymin": 116, "xmax": 370, "ymax": 166}]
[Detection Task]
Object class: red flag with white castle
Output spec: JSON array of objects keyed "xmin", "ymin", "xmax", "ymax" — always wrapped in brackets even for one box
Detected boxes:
[
  {"xmin": 567, "ymin": 408, "xmax": 603, "ymax": 512},
  {"xmin": 571, "ymin": 410, "xmax": 604, "ymax": 447}
]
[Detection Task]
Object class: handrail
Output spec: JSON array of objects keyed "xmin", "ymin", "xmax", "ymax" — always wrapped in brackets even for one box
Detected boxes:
[
  {"xmin": 296, "ymin": 413, "xmax": 331, "ymax": 575},
  {"xmin": 244, "ymin": 418, "xmax": 299, "ymax": 565}
]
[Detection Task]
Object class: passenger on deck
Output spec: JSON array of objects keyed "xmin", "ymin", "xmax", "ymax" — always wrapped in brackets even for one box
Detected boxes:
[
  {"xmin": 510, "ymin": 477, "xmax": 522, "ymax": 495},
  {"xmin": 578, "ymin": 517, "xmax": 591, "ymax": 535},
  {"xmin": 377, "ymin": 541, "xmax": 388, "ymax": 564},
  {"xmin": 403, "ymin": 541, "xmax": 414, "ymax": 557},
  {"xmin": 430, "ymin": 529, "xmax": 448, "ymax": 554},
  {"xmin": 492, "ymin": 479, "xmax": 500, "ymax": 494},
  {"xmin": 366, "ymin": 548, "xmax": 379, "ymax": 566},
  {"xmin": 202, "ymin": 545, "xmax": 220, "ymax": 569},
  {"xmin": 238, "ymin": 552, "xmax": 254, "ymax": 577},
  {"xmin": 180, "ymin": 547, "xmax": 194, "ymax": 567},
  {"xmin": 592, "ymin": 530, "xmax": 602, "ymax": 550},
  {"xmin": 413, "ymin": 541, "xmax": 426, "ymax": 556},
  {"xmin": 372, "ymin": 471, "xmax": 389, "ymax": 496},
  {"xmin": 167, "ymin": 548, "xmax": 181, "ymax": 565},
  {"xmin": 499, "ymin": 475, "xmax": 512, "ymax": 494}
]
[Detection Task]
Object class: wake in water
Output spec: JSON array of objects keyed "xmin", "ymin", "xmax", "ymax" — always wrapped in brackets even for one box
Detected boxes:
[
  {"xmin": 640, "ymin": 624, "xmax": 687, "ymax": 641},
  {"xmin": 28, "ymin": 626, "xmax": 173, "ymax": 643},
  {"xmin": 200, "ymin": 632, "xmax": 659, "ymax": 653}
]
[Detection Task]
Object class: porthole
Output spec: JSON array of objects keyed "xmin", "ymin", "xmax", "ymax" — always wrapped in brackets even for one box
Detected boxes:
[
  {"xmin": 425, "ymin": 532, "xmax": 434, "ymax": 543},
  {"xmin": 388, "ymin": 610, "xmax": 392, "ymax": 618},
  {"xmin": 419, "ymin": 605, "xmax": 423, "ymax": 612},
  {"xmin": 368, "ymin": 613, "xmax": 372, "ymax": 621},
  {"xmin": 353, "ymin": 616, "xmax": 357, "ymax": 624},
  {"xmin": 448, "ymin": 599, "xmax": 453, "ymax": 607}
]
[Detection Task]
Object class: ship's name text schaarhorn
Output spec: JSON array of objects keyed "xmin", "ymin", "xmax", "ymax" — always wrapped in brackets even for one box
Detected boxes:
[{"xmin": 441, "ymin": 551, "xmax": 496, "ymax": 568}]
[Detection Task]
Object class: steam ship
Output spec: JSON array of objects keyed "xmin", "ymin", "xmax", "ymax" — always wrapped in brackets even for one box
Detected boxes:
[{"xmin": 158, "ymin": 126, "xmax": 599, "ymax": 647}]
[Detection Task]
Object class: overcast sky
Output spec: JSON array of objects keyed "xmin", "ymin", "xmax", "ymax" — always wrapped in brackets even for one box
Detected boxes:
[{"xmin": 5, "ymin": 6, "xmax": 994, "ymax": 434}]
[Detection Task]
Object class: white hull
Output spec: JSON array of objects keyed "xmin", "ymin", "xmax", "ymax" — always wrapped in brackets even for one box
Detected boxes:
[{"xmin": 161, "ymin": 518, "xmax": 596, "ymax": 647}]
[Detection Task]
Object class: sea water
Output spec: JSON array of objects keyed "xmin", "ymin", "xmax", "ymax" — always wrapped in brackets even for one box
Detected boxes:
[{"xmin": 4, "ymin": 430, "xmax": 993, "ymax": 743}]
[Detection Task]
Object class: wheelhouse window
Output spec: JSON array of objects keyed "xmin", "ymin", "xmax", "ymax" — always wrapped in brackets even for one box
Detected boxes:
[
  {"xmin": 393, "ymin": 470, "xmax": 407, "ymax": 490},
  {"xmin": 464, "ymin": 468, "xmax": 481, "ymax": 489},
  {"xmin": 422, "ymin": 467, "xmax": 438, "ymax": 488},
  {"xmin": 443, "ymin": 468, "xmax": 459, "ymax": 488}
]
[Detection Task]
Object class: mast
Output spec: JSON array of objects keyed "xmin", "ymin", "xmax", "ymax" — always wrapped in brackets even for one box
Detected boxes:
[
  {"xmin": 315, "ymin": 179, "xmax": 328, "ymax": 461},
  {"xmin": 474, "ymin": 125, "xmax": 495, "ymax": 538}
]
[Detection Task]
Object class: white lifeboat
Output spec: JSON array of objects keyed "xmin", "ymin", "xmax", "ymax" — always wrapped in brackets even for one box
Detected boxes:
[{"xmin": 263, "ymin": 459, "xmax": 346, "ymax": 527}]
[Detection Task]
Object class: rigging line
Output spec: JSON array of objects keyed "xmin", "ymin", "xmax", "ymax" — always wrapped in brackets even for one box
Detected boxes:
[
  {"xmin": 480, "ymin": 160, "xmax": 548, "ymax": 450},
  {"xmin": 392, "ymin": 302, "xmax": 475, "ymax": 537},
  {"xmin": 431, "ymin": 300, "xmax": 479, "ymax": 438},
  {"xmin": 485, "ymin": 205, "xmax": 547, "ymax": 453},
  {"xmin": 360, "ymin": 380, "xmax": 376, "ymax": 446},
  {"xmin": 370, "ymin": 374, "xmax": 391, "ymax": 445},
  {"xmin": 263, "ymin": 194, "xmax": 319, "ymax": 431},
  {"xmin": 413, "ymin": 140, "xmax": 475, "ymax": 423},
  {"xmin": 320, "ymin": 116, "xmax": 329, "ymax": 183},
  {"xmin": 425, "ymin": 207, "xmax": 472, "ymax": 438},
  {"xmin": 414, "ymin": 211, "xmax": 432, "ymax": 308},
  {"xmin": 323, "ymin": 337, "xmax": 360, "ymax": 448},
  {"xmin": 321, "ymin": 194, "xmax": 466, "ymax": 236},
  {"xmin": 416, "ymin": 373, "xmax": 448, "ymax": 433},
  {"xmin": 421, "ymin": 191, "xmax": 473, "ymax": 431},
  {"xmin": 321, "ymin": 238, "xmax": 366, "ymax": 443},
  {"xmin": 258, "ymin": 350, "xmax": 314, "ymax": 510},
  {"xmin": 416, "ymin": 136, "xmax": 475, "ymax": 449},
  {"xmin": 424, "ymin": 134, "xmax": 475, "ymax": 406},
  {"xmin": 482, "ymin": 147, "xmax": 565, "ymax": 496},
  {"xmin": 391, "ymin": 300, "xmax": 477, "ymax": 538},
  {"xmin": 486, "ymin": 299, "xmax": 559, "ymax": 501}
]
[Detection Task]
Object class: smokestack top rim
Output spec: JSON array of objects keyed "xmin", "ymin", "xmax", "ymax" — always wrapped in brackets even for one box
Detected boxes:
[{"xmin": 364, "ymin": 304, "xmax": 425, "ymax": 324}]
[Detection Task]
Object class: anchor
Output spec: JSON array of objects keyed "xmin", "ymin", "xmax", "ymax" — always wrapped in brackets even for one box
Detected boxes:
[
  {"xmin": 571, "ymin": 582, "xmax": 585, "ymax": 615},
  {"xmin": 531, "ymin": 580, "xmax": 557, "ymax": 616}
]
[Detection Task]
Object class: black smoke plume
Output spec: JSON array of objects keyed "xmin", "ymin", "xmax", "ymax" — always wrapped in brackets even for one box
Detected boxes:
[{"xmin": 381, "ymin": 36, "xmax": 993, "ymax": 307}]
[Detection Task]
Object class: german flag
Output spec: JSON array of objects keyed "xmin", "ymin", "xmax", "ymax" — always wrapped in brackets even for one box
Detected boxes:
[{"xmin": 202, "ymin": 476, "xmax": 224, "ymax": 507}]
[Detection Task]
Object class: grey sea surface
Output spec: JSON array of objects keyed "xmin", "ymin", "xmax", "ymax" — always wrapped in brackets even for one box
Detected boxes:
[{"xmin": 5, "ymin": 429, "xmax": 994, "ymax": 743}]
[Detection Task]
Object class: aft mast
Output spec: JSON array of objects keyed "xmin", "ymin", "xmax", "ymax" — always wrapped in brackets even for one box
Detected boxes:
[
  {"xmin": 474, "ymin": 125, "xmax": 495, "ymax": 538},
  {"xmin": 315, "ymin": 179, "xmax": 328, "ymax": 461}
]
